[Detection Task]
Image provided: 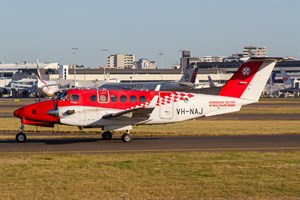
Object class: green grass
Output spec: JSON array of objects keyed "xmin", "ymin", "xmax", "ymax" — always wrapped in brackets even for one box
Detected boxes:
[{"xmin": 0, "ymin": 152, "xmax": 299, "ymax": 199}]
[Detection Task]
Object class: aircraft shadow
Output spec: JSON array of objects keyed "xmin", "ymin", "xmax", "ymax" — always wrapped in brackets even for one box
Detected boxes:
[{"xmin": 0, "ymin": 137, "xmax": 161, "ymax": 145}]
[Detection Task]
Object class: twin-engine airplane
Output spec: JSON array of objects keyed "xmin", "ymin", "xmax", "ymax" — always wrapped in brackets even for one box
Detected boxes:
[{"xmin": 14, "ymin": 57, "xmax": 283, "ymax": 143}]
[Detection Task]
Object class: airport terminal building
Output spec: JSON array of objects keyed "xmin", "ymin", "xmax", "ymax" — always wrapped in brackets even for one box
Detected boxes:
[
  {"xmin": 45, "ymin": 60, "xmax": 300, "ymax": 85},
  {"xmin": 1, "ymin": 60, "xmax": 300, "ymax": 88}
]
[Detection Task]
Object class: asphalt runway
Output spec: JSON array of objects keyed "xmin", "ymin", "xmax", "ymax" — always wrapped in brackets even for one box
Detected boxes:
[{"xmin": 0, "ymin": 134, "xmax": 299, "ymax": 153}]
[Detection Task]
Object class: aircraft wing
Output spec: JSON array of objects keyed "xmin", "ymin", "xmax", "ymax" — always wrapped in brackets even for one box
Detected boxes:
[
  {"xmin": 102, "ymin": 107, "xmax": 154, "ymax": 122},
  {"xmin": 178, "ymin": 82, "xmax": 194, "ymax": 87},
  {"xmin": 278, "ymin": 87, "xmax": 297, "ymax": 93}
]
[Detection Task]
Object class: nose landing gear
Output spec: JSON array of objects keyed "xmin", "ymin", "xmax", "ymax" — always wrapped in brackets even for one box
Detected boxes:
[{"xmin": 16, "ymin": 124, "xmax": 27, "ymax": 143}]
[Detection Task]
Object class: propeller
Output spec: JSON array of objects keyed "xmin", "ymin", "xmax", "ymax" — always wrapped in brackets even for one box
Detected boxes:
[{"xmin": 47, "ymin": 96, "xmax": 59, "ymax": 117}]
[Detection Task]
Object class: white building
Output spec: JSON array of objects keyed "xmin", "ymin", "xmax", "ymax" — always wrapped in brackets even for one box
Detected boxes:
[
  {"xmin": 169, "ymin": 63, "xmax": 181, "ymax": 69},
  {"xmin": 201, "ymin": 56, "xmax": 225, "ymax": 62},
  {"xmin": 188, "ymin": 56, "xmax": 225, "ymax": 64},
  {"xmin": 135, "ymin": 58, "xmax": 156, "ymax": 69},
  {"xmin": 243, "ymin": 45, "xmax": 267, "ymax": 57},
  {"xmin": 58, "ymin": 65, "xmax": 69, "ymax": 80},
  {"xmin": 107, "ymin": 54, "xmax": 135, "ymax": 69},
  {"xmin": 0, "ymin": 62, "xmax": 59, "ymax": 79},
  {"xmin": 189, "ymin": 57, "xmax": 202, "ymax": 65}
]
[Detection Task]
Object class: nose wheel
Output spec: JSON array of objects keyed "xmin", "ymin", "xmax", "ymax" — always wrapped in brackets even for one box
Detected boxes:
[
  {"xmin": 16, "ymin": 132, "xmax": 27, "ymax": 143},
  {"xmin": 16, "ymin": 123, "xmax": 27, "ymax": 143}
]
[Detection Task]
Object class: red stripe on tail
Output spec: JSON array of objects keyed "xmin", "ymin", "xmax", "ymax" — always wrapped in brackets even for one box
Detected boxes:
[{"xmin": 218, "ymin": 61, "xmax": 263, "ymax": 98}]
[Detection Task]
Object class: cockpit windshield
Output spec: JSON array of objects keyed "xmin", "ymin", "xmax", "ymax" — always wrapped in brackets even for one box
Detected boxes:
[{"xmin": 57, "ymin": 91, "xmax": 68, "ymax": 100}]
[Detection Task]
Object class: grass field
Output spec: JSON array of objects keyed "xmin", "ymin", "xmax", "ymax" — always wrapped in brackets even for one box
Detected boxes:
[
  {"xmin": 0, "ymin": 152, "xmax": 299, "ymax": 199},
  {"xmin": 0, "ymin": 98, "xmax": 299, "ymax": 199}
]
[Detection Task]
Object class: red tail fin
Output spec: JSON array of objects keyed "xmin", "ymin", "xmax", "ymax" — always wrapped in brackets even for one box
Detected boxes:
[{"xmin": 218, "ymin": 61, "xmax": 263, "ymax": 98}]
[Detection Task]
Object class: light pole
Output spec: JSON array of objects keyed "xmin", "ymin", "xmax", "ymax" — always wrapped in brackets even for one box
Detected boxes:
[
  {"xmin": 101, "ymin": 48, "xmax": 109, "ymax": 81},
  {"xmin": 71, "ymin": 48, "xmax": 78, "ymax": 87},
  {"xmin": 158, "ymin": 52, "xmax": 164, "ymax": 68}
]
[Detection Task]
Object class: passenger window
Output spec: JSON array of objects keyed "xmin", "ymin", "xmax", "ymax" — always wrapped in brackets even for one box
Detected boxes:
[
  {"xmin": 97, "ymin": 90, "xmax": 109, "ymax": 103},
  {"xmin": 110, "ymin": 95, "xmax": 117, "ymax": 102},
  {"xmin": 71, "ymin": 94, "xmax": 80, "ymax": 101},
  {"xmin": 130, "ymin": 96, "xmax": 137, "ymax": 103},
  {"xmin": 99, "ymin": 94, "xmax": 107, "ymax": 102},
  {"xmin": 139, "ymin": 96, "xmax": 146, "ymax": 103},
  {"xmin": 90, "ymin": 95, "xmax": 97, "ymax": 102},
  {"xmin": 120, "ymin": 95, "xmax": 127, "ymax": 102}
]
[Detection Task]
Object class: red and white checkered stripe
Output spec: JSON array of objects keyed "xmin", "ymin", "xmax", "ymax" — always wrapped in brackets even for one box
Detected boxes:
[{"xmin": 156, "ymin": 92, "xmax": 194, "ymax": 106}]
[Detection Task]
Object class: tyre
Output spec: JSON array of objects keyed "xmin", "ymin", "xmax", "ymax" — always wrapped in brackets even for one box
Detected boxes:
[
  {"xmin": 102, "ymin": 131, "xmax": 112, "ymax": 140},
  {"xmin": 121, "ymin": 133, "xmax": 132, "ymax": 143},
  {"xmin": 16, "ymin": 132, "xmax": 27, "ymax": 143}
]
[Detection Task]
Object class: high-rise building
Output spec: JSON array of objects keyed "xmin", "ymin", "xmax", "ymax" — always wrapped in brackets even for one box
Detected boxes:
[
  {"xmin": 243, "ymin": 45, "xmax": 267, "ymax": 57},
  {"xmin": 106, "ymin": 54, "xmax": 135, "ymax": 69}
]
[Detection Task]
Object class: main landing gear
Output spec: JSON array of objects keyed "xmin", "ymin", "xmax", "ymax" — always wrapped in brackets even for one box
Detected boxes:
[
  {"xmin": 121, "ymin": 131, "xmax": 133, "ymax": 143},
  {"xmin": 102, "ymin": 131, "xmax": 112, "ymax": 140},
  {"xmin": 102, "ymin": 130, "xmax": 133, "ymax": 143},
  {"xmin": 16, "ymin": 124, "xmax": 27, "ymax": 143}
]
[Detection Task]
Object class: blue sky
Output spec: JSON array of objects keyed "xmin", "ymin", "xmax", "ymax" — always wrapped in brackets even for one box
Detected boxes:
[{"xmin": 1, "ymin": 0, "xmax": 299, "ymax": 68}]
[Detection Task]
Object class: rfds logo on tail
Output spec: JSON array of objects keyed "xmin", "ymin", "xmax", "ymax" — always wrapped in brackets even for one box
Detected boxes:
[{"xmin": 242, "ymin": 66, "xmax": 251, "ymax": 76}]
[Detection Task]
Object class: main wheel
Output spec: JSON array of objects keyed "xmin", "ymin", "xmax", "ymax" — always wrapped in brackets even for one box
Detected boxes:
[
  {"xmin": 102, "ymin": 131, "xmax": 112, "ymax": 140},
  {"xmin": 16, "ymin": 132, "xmax": 27, "ymax": 143},
  {"xmin": 121, "ymin": 133, "xmax": 133, "ymax": 143}
]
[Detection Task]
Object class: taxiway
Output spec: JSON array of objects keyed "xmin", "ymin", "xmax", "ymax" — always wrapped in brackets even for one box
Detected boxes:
[{"xmin": 0, "ymin": 134, "xmax": 299, "ymax": 153}]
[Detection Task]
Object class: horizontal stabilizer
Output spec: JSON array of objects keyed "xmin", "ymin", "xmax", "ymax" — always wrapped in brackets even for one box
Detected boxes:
[{"xmin": 178, "ymin": 82, "xmax": 194, "ymax": 87}]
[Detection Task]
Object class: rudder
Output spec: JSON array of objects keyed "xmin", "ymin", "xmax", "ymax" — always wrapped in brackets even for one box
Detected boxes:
[{"xmin": 219, "ymin": 58, "xmax": 279, "ymax": 101}]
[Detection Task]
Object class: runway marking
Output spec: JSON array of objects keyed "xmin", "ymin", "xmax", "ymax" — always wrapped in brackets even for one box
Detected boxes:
[{"xmin": 1, "ymin": 146, "xmax": 300, "ymax": 154}]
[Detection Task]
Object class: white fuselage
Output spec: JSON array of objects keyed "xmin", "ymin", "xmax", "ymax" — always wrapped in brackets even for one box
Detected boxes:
[{"xmin": 58, "ymin": 93, "xmax": 254, "ymax": 130}]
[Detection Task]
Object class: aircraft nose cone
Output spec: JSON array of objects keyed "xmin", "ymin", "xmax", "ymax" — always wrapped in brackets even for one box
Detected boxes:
[{"xmin": 14, "ymin": 108, "xmax": 22, "ymax": 118}]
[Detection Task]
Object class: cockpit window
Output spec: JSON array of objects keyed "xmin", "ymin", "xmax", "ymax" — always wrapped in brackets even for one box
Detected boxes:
[
  {"xmin": 57, "ymin": 91, "xmax": 68, "ymax": 100},
  {"xmin": 71, "ymin": 94, "xmax": 80, "ymax": 102}
]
